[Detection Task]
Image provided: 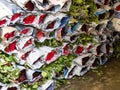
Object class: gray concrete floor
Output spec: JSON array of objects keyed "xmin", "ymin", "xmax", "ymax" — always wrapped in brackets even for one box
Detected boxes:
[{"xmin": 58, "ymin": 59, "xmax": 120, "ymax": 90}]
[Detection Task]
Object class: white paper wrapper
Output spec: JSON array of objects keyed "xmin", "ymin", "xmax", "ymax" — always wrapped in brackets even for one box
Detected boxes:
[
  {"xmin": 16, "ymin": 36, "xmax": 34, "ymax": 52},
  {"xmin": 0, "ymin": 0, "xmax": 117, "ymax": 89},
  {"xmin": 0, "ymin": 0, "xmax": 21, "ymax": 19},
  {"xmin": 0, "ymin": 26, "xmax": 19, "ymax": 42},
  {"xmin": 111, "ymin": 18, "xmax": 120, "ymax": 32},
  {"xmin": 32, "ymin": 0, "xmax": 71, "ymax": 13},
  {"xmin": 38, "ymin": 46, "xmax": 61, "ymax": 64},
  {"xmin": 90, "ymin": 57, "xmax": 101, "ymax": 69},
  {"xmin": 20, "ymin": 27, "xmax": 34, "ymax": 36},
  {"xmin": 26, "ymin": 48, "xmax": 44, "ymax": 69},
  {"xmin": 73, "ymin": 53, "xmax": 93, "ymax": 67},
  {"xmin": 20, "ymin": 14, "xmax": 37, "ymax": 26},
  {"xmin": 15, "ymin": 50, "xmax": 31, "ymax": 65},
  {"xmin": 64, "ymin": 63, "xmax": 91, "ymax": 78},
  {"xmin": 73, "ymin": 45, "xmax": 85, "ymax": 56},
  {"xmin": 61, "ymin": 43, "xmax": 69, "ymax": 56},
  {"xmin": 42, "ymin": 13, "xmax": 67, "ymax": 31},
  {"xmin": 90, "ymin": 44, "xmax": 105, "ymax": 56},
  {"xmin": 64, "ymin": 63, "xmax": 76, "ymax": 79},
  {"xmin": 4, "ymin": 40, "xmax": 18, "ymax": 54},
  {"xmin": 0, "ymin": 17, "xmax": 10, "ymax": 27},
  {"xmin": 11, "ymin": 0, "xmax": 34, "ymax": 11},
  {"xmin": 26, "ymin": 69, "xmax": 42, "ymax": 82},
  {"xmin": 34, "ymin": 29, "xmax": 47, "ymax": 42},
  {"xmin": 99, "ymin": 54, "xmax": 108, "ymax": 65}
]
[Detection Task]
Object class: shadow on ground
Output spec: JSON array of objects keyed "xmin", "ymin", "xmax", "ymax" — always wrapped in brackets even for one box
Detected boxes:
[{"xmin": 58, "ymin": 59, "xmax": 120, "ymax": 90}]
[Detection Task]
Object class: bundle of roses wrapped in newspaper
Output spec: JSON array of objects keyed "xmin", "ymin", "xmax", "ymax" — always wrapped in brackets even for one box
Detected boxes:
[{"xmin": 0, "ymin": 0, "xmax": 120, "ymax": 90}]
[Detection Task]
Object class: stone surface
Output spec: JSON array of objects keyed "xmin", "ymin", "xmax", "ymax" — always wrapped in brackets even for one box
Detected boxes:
[{"xmin": 59, "ymin": 59, "xmax": 120, "ymax": 90}]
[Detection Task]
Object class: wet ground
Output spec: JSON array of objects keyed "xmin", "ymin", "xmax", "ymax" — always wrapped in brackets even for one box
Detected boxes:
[{"xmin": 58, "ymin": 59, "xmax": 120, "ymax": 90}]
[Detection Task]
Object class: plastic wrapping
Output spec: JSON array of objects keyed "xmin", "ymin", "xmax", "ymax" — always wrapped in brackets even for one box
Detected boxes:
[
  {"xmin": 11, "ymin": 0, "xmax": 71, "ymax": 13},
  {"xmin": 0, "ymin": 0, "xmax": 119, "ymax": 89}
]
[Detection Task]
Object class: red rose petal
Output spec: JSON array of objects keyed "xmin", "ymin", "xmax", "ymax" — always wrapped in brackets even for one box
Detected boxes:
[
  {"xmin": 4, "ymin": 33, "xmax": 9, "ymax": 39},
  {"xmin": 63, "ymin": 45, "xmax": 69, "ymax": 56},
  {"xmin": 5, "ymin": 41, "xmax": 16, "ymax": 52},
  {"xmin": 75, "ymin": 46, "xmax": 84, "ymax": 55},
  {"xmin": 115, "ymin": 5, "xmax": 120, "ymax": 11},
  {"xmin": 11, "ymin": 13, "xmax": 21, "ymax": 21},
  {"xmin": 17, "ymin": 69, "xmax": 27, "ymax": 82},
  {"xmin": 0, "ymin": 19, "xmax": 6, "ymax": 26},
  {"xmin": 21, "ymin": 54, "xmax": 26, "ymax": 60},
  {"xmin": 25, "ymin": 1, "xmax": 34, "ymax": 11},
  {"xmin": 5, "ymin": 47, "xmax": 10, "ymax": 52},
  {"xmin": 4, "ymin": 31, "xmax": 15, "ymax": 39},
  {"xmin": 21, "ymin": 28, "xmax": 29, "ymax": 34},
  {"xmin": 38, "ymin": 14, "xmax": 46, "ymax": 24},
  {"xmin": 45, "ymin": 50, "xmax": 55, "ymax": 61},
  {"xmin": 23, "ymin": 15, "xmax": 36, "ymax": 24},
  {"xmin": 21, "ymin": 52, "xmax": 29, "ymax": 60},
  {"xmin": 36, "ymin": 30, "xmax": 43, "ymax": 40},
  {"xmin": 87, "ymin": 45, "xmax": 92, "ymax": 50},
  {"xmin": 9, "ymin": 41, "xmax": 16, "ymax": 51},
  {"xmin": 46, "ymin": 20, "xmax": 56, "ymax": 29},
  {"xmin": 23, "ymin": 39, "xmax": 32, "ymax": 48}
]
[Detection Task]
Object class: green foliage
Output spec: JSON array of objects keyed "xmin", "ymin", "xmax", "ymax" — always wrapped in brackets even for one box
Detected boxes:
[
  {"xmin": 41, "ymin": 54, "xmax": 76, "ymax": 79},
  {"xmin": 67, "ymin": 0, "xmax": 99, "ymax": 23},
  {"xmin": 55, "ymin": 79, "xmax": 67, "ymax": 89},
  {"xmin": 20, "ymin": 82, "xmax": 40, "ymax": 90},
  {"xmin": 111, "ymin": 39, "xmax": 120, "ymax": 59},
  {"xmin": 35, "ymin": 38, "xmax": 62, "ymax": 48},
  {"xmin": 74, "ymin": 34, "xmax": 96, "ymax": 45},
  {"xmin": 20, "ymin": 54, "xmax": 76, "ymax": 90},
  {"xmin": 1, "ymin": 0, "xmax": 120, "ymax": 89},
  {"xmin": 73, "ymin": 0, "xmax": 83, "ymax": 4},
  {"xmin": 40, "ymin": 54, "xmax": 75, "ymax": 89},
  {"xmin": 70, "ymin": 33, "xmax": 97, "ymax": 49},
  {"xmin": 0, "ymin": 51, "xmax": 19, "ymax": 84}
]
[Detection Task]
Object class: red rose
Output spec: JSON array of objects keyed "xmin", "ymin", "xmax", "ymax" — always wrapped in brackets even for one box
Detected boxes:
[
  {"xmin": 21, "ymin": 52, "xmax": 30, "ymax": 60},
  {"xmin": 11, "ymin": 13, "xmax": 21, "ymax": 21},
  {"xmin": 5, "ymin": 41, "xmax": 16, "ymax": 52},
  {"xmin": 87, "ymin": 45, "xmax": 92, "ymax": 50},
  {"xmin": 75, "ymin": 46, "xmax": 84, "ymax": 55},
  {"xmin": 36, "ymin": 30, "xmax": 43, "ymax": 40},
  {"xmin": 23, "ymin": 15, "xmax": 36, "ymax": 24},
  {"xmin": 45, "ymin": 50, "xmax": 55, "ymax": 61},
  {"xmin": 23, "ymin": 39, "xmax": 32, "ymax": 48},
  {"xmin": 63, "ymin": 45, "xmax": 69, "ymax": 56},
  {"xmin": 25, "ymin": 1, "xmax": 34, "ymax": 11},
  {"xmin": 0, "ymin": 19, "xmax": 6, "ymax": 26},
  {"xmin": 4, "ymin": 31, "xmax": 15, "ymax": 39},
  {"xmin": 21, "ymin": 28, "xmax": 29, "ymax": 34},
  {"xmin": 38, "ymin": 14, "xmax": 46, "ymax": 24},
  {"xmin": 46, "ymin": 20, "xmax": 56, "ymax": 29},
  {"xmin": 115, "ymin": 5, "xmax": 120, "ymax": 11},
  {"xmin": 17, "ymin": 69, "xmax": 27, "ymax": 82}
]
